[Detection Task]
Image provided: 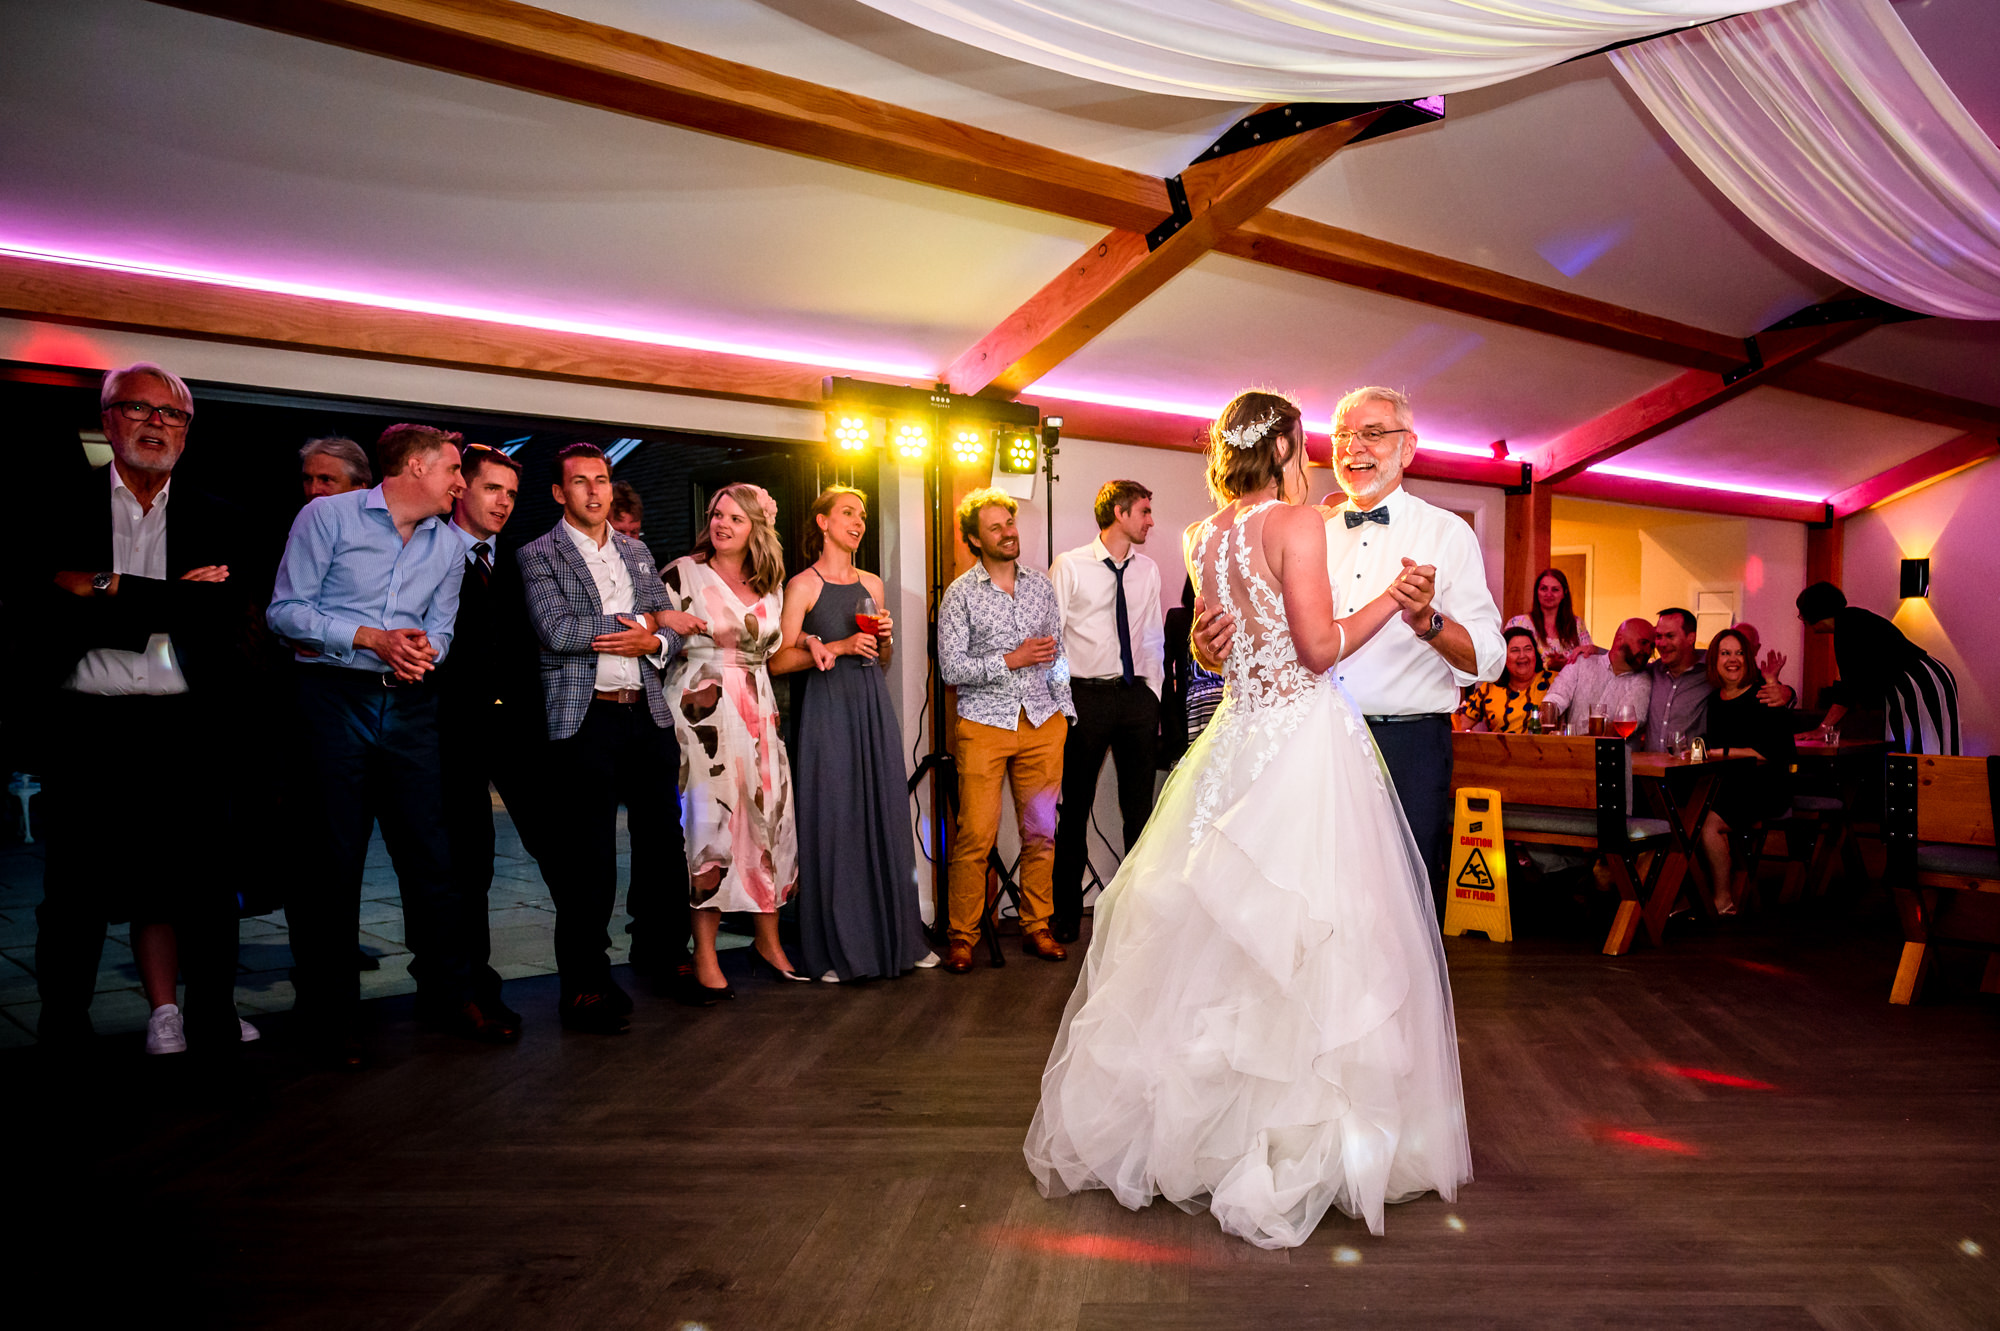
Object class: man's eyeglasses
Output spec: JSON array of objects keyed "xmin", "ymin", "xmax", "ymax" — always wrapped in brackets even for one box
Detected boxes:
[
  {"xmin": 1332, "ymin": 426, "xmax": 1409, "ymax": 447},
  {"xmin": 108, "ymin": 400, "xmax": 193, "ymax": 428}
]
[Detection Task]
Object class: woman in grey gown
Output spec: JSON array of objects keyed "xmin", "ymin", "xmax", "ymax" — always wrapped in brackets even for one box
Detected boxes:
[{"xmin": 772, "ymin": 487, "xmax": 935, "ymax": 982}]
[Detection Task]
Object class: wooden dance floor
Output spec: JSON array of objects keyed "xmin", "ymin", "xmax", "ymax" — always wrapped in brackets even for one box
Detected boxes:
[{"xmin": 10, "ymin": 906, "xmax": 2000, "ymax": 1330}]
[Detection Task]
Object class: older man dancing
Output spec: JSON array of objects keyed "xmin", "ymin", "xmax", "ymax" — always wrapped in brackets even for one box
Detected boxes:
[{"xmin": 1197, "ymin": 386, "xmax": 1503, "ymax": 908}]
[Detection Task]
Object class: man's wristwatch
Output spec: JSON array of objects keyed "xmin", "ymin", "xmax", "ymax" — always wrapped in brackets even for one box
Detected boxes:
[
  {"xmin": 1417, "ymin": 611, "xmax": 1445, "ymax": 643},
  {"xmin": 90, "ymin": 571, "xmax": 114, "ymax": 596}
]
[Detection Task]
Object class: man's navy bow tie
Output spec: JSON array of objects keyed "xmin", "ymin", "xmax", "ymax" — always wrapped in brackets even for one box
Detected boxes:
[{"xmin": 1344, "ymin": 507, "xmax": 1390, "ymax": 528}]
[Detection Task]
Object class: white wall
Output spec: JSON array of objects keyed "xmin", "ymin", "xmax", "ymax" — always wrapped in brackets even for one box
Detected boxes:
[{"xmin": 1843, "ymin": 459, "xmax": 2000, "ymax": 757}]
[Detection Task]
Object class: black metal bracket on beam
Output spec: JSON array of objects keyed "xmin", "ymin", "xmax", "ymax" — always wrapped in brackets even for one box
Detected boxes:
[
  {"xmin": 1146, "ymin": 174, "xmax": 1193, "ymax": 251},
  {"xmin": 1762, "ymin": 295, "xmax": 1927, "ymax": 332},
  {"xmin": 1808, "ymin": 502, "xmax": 1837, "ymax": 530},
  {"xmin": 1721, "ymin": 335, "xmax": 1764, "ymax": 387},
  {"xmin": 1504, "ymin": 463, "xmax": 1533, "ymax": 496},
  {"xmin": 1146, "ymin": 97, "xmax": 1446, "ymax": 251}
]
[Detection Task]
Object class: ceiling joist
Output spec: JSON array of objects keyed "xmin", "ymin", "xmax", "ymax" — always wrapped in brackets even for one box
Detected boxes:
[{"xmin": 1827, "ymin": 431, "xmax": 2000, "ymax": 518}]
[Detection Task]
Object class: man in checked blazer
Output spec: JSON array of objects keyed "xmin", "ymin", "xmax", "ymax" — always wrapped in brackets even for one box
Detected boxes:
[{"xmin": 517, "ymin": 443, "xmax": 706, "ymax": 1032}]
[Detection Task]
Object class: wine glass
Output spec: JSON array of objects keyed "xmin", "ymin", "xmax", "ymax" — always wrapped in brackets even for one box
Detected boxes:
[
  {"xmin": 1610, "ymin": 701, "xmax": 1640, "ymax": 740},
  {"xmin": 854, "ymin": 593, "xmax": 881, "ymax": 667}
]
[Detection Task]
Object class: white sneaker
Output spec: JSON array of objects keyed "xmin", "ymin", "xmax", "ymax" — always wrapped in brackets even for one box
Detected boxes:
[
  {"xmin": 238, "ymin": 1018, "xmax": 261, "ymax": 1043},
  {"xmin": 819, "ymin": 970, "xmax": 840, "ymax": 983},
  {"xmin": 914, "ymin": 951, "xmax": 941, "ymax": 969},
  {"xmin": 145, "ymin": 1003, "xmax": 187, "ymax": 1055}
]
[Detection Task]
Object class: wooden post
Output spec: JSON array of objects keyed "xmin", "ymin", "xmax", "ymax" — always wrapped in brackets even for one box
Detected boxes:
[
  {"xmin": 1803, "ymin": 520, "xmax": 1843, "ymax": 709},
  {"xmin": 1503, "ymin": 484, "xmax": 1552, "ymax": 624}
]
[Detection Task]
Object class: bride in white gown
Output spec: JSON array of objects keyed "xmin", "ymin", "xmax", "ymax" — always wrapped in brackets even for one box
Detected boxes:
[{"xmin": 1024, "ymin": 390, "xmax": 1471, "ymax": 1249}]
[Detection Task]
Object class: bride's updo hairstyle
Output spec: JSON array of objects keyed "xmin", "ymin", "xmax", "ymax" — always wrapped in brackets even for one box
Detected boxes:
[{"xmin": 1205, "ymin": 390, "xmax": 1305, "ymax": 505}]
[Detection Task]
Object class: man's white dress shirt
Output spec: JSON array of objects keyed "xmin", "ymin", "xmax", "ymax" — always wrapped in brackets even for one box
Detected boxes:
[
  {"xmin": 1323, "ymin": 485, "xmax": 1503, "ymax": 716},
  {"xmin": 1050, "ymin": 535, "xmax": 1165, "ymax": 699},
  {"xmin": 561, "ymin": 520, "xmax": 670, "ymax": 691},
  {"xmin": 67, "ymin": 466, "xmax": 191, "ymax": 696}
]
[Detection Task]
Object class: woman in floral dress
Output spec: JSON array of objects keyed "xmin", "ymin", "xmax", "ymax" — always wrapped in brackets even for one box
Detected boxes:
[{"xmin": 663, "ymin": 483, "xmax": 807, "ymax": 993}]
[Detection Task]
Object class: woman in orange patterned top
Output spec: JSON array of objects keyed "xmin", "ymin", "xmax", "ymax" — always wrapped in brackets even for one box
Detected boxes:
[{"xmin": 1456, "ymin": 627, "xmax": 1554, "ymax": 733}]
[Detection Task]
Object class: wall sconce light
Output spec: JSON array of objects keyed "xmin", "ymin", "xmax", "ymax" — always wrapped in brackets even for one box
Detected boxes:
[{"xmin": 1899, "ymin": 557, "xmax": 1930, "ymax": 599}]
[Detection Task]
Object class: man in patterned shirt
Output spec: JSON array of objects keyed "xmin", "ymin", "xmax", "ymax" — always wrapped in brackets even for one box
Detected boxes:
[{"xmin": 937, "ymin": 488, "xmax": 1075, "ymax": 973}]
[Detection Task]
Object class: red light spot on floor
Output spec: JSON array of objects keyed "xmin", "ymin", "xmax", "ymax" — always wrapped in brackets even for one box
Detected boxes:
[
  {"xmin": 1584, "ymin": 1122, "xmax": 1700, "ymax": 1155},
  {"xmin": 985, "ymin": 1225, "xmax": 1203, "ymax": 1266},
  {"xmin": 1726, "ymin": 958, "xmax": 1800, "ymax": 978},
  {"xmin": 1650, "ymin": 1063, "xmax": 1778, "ymax": 1091}
]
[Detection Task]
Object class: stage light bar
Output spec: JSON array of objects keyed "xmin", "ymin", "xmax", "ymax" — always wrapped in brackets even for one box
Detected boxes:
[
  {"xmin": 893, "ymin": 419, "xmax": 930, "ymax": 462},
  {"xmin": 950, "ymin": 425, "xmax": 987, "ymax": 467},
  {"xmin": 829, "ymin": 411, "xmax": 875, "ymax": 454},
  {"xmin": 997, "ymin": 428, "xmax": 1039, "ymax": 475}
]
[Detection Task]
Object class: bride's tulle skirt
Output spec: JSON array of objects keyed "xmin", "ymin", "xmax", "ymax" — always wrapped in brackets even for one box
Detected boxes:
[{"xmin": 1023, "ymin": 680, "xmax": 1471, "ymax": 1248}]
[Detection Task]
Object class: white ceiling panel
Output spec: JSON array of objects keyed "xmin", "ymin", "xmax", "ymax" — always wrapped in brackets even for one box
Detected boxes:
[
  {"xmin": 1038, "ymin": 252, "xmax": 1681, "ymax": 450},
  {"xmin": 1611, "ymin": 388, "xmax": 1965, "ymax": 499},
  {"xmin": 0, "ymin": 0, "xmax": 1104, "ymax": 374},
  {"xmin": 1818, "ymin": 320, "xmax": 2000, "ymax": 410}
]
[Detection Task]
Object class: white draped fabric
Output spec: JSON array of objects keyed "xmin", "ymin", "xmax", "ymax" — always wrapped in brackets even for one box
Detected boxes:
[
  {"xmin": 851, "ymin": 1, "xmax": 1796, "ymax": 102},
  {"xmin": 1613, "ymin": 0, "xmax": 2000, "ymax": 320}
]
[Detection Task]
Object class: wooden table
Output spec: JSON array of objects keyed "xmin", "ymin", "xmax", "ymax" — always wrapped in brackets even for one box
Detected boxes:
[
  {"xmin": 1791, "ymin": 737, "xmax": 1891, "ymax": 893},
  {"xmin": 1623, "ymin": 750, "xmax": 1758, "ymax": 948}
]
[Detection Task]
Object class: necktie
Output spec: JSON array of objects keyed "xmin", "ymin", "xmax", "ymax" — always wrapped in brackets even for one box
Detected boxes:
[
  {"xmin": 470, "ymin": 541, "xmax": 492, "ymax": 589},
  {"xmin": 1103, "ymin": 557, "xmax": 1134, "ymax": 687},
  {"xmin": 1344, "ymin": 507, "xmax": 1391, "ymax": 529}
]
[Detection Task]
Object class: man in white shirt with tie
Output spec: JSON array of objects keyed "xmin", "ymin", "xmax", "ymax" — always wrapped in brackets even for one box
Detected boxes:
[
  {"xmin": 1198, "ymin": 386, "xmax": 1503, "ymax": 907},
  {"xmin": 1049, "ymin": 480, "xmax": 1165, "ymax": 944}
]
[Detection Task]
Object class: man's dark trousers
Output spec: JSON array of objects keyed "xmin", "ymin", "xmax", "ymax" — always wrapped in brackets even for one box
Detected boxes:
[
  {"xmin": 543, "ymin": 698, "xmax": 689, "ymax": 994},
  {"xmin": 1052, "ymin": 678, "xmax": 1159, "ymax": 938},
  {"xmin": 439, "ymin": 702, "xmax": 547, "ymax": 1008},
  {"xmin": 36, "ymin": 693, "xmax": 239, "ymax": 1047},
  {"xmin": 1366, "ymin": 713, "xmax": 1454, "ymax": 913},
  {"xmin": 292, "ymin": 667, "xmax": 471, "ymax": 1032}
]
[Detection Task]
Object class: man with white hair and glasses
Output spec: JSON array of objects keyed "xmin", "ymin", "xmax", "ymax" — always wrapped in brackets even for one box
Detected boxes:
[{"xmin": 1197, "ymin": 386, "xmax": 1503, "ymax": 909}]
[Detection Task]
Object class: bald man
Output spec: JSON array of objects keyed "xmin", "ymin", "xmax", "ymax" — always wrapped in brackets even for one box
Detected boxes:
[{"xmin": 1542, "ymin": 618, "xmax": 1657, "ymax": 738}]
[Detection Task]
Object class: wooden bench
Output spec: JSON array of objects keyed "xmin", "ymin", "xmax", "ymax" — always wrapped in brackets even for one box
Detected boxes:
[
  {"xmin": 1451, "ymin": 734, "xmax": 1674, "ymax": 955},
  {"xmin": 1884, "ymin": 754, "xmax": 2000, "ymax": 1004}
]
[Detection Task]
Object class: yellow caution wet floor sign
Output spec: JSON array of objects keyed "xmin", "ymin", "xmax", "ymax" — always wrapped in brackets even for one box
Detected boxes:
[{"xmin": 1442, "ymin": 787, "xmax": 1511, "ymax": 942}]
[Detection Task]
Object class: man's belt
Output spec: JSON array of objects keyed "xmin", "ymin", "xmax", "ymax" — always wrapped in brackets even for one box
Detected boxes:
[
  {"xmin": 309, "ymin": 664, "xmax": 423, "ymax": 690},
  {"xmin": 1362, "ymin": 712, "xmax": 1449, "ymax": 724},
  {"xmin": 594, "ymin": 688, "xmax": 644, "ymax": 705}
]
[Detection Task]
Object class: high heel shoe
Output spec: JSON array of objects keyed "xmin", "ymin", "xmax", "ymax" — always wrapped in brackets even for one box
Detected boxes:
[{"xmin": 749, "ymin": 948, "xmax": 813, "ymax": 983}]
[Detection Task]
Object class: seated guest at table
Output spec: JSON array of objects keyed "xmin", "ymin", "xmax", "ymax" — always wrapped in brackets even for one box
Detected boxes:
[
  {"xmin": 772, "ymin": 485, "xmax": 931, "ymax": 983},
  {"xmin": 609, "ymin": 481, "xmax": 645, "ymax": 539},
  {"xmin": 1506, "ymin": 567, "xmax": 1591, "ymax": 670},
  {"xmin": 299, "ymin": 436, "xmax": 371, "ymax": 501},
  {"xmin": 1456, "ymin": 626, "xmax": 1555, "ymax": 732},
  {"xmin": 1643, "ymin": 607, "xmax": 1709, "ymax": 752},
  {"xmin": 1698, "ymin": 628, "xmax": 1797, "ymax": 914},
  {"xmin": 1541, "ymin": 617, "xmax": 1655, "ymax": 737},
  {"xmin": 1795, "ymin": 582, "xmax": 1959, "ymax": 755}
]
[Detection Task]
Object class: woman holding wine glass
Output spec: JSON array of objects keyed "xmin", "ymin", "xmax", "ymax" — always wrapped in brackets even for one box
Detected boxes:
[{"xmin": 771, "ymin": 486, "xmax": 933, "ymax": 982}]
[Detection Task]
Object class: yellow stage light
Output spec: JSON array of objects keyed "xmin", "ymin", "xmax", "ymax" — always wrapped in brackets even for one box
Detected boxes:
[
  {"xmin": 997, "ymin": 427, "xmax": 1039, "ymax": 475},
  {"xmin": 829, "ymin": 412, "xmax": 875, "ymax": 453},
  {"xmin": 950, "ymin": 426, "xmax": 986, "ymax": 467},
  {"xmin": 893, "ymin": 419, "xmax": 930, "ymax": 461}
]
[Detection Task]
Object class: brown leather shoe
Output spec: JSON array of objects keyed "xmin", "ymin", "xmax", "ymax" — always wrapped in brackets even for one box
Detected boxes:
[
  {"xmin": 941, "ymin": 941, "xmax": 975, "ymax": 974},
  {"xmin": 1022, "ymin": 929, "xmax": 1068, "ymax": 962}
]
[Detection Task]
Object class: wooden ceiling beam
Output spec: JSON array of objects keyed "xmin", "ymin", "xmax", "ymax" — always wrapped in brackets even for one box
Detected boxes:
[
  {"xmin": 1827, "ymin": 432, "xmax": 2000, "ymax": 518},
  {"xmin": 1216, "ymin": 212, "xmax": 1746, "ymax": 373},
  {"xmin": 947, "ymin": 111, "xmax": 1391, "ymax": 399},
  {"xmin": 1532, "ymin": 316, "xmax": 1883, "ymax": 485},
  {"xmin": 0, "ymin": 251, "xmax": 832, "ymax": 406},
  {"xmin": 155, "ymin": 0, "xmax": 1172, "ymax": 232}
]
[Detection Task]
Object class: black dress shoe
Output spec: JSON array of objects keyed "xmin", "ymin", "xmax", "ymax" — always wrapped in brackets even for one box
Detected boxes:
[
  {"xmin": 441, "ymin": 1000, "xmax": 521, "ymax": 1045},
  {"xmin": 305, "ymin": 1032, "xmax": 367, "ymax": 1070},
  {"xmin": 480, "ymin": 995, "xmax": 525, "ymax": 1033},
  {"xmin": 1052, "ymin": 923, "xmax": 1080, "ymax": 944},
  {"xmin": 672, "ymin": 963, "xmax": 731, "ymax": 1006},
  {"xmin": 559, "ymin": 992, "xmax": 631, "ymax": 1034}
]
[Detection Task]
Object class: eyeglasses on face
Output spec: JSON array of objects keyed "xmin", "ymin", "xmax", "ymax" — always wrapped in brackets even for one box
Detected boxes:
[
  {"xmin": 1332, "ymin": 426, "xmax": 1409, "ymax": 447},
  {"xmin": 107, "ymin": 400, "xmax": 193, "ymax": 427}
]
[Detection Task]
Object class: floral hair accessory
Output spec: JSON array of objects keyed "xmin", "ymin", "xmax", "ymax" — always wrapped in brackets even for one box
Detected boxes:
[
  {"xmin": 735, "ymin": 484, "xmax": 779, "ymax": 524},
  {"xmin": 1221, "ymin": 413, "xmax": 1280, "ymax": 451}
]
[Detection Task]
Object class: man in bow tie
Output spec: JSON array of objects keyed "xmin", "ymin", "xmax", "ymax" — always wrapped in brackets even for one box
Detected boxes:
[{"xmin": 1199, "ymin": 386, "xmax": 1502, "ymax": 908}]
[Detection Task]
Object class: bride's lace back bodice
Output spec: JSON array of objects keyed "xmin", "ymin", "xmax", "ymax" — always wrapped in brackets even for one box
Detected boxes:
[{"xmin": 1188, "ymin": 501, "xmax": 1323, "ymax": 713}]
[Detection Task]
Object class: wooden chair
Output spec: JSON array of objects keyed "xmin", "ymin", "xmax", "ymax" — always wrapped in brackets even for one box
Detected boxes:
[
  {"xmin": 1883, "ymin": 754, "xmax": 2000, "ymax": 1004},
  {"xmin": 1451, "ymin": 734, "xmax": 1673, "ymax": 954}
]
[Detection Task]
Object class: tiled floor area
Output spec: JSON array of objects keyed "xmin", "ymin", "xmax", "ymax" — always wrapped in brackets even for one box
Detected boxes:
[{"xmin": 0, "ymin": 798, "xmax": 747, "ymax": 1045}]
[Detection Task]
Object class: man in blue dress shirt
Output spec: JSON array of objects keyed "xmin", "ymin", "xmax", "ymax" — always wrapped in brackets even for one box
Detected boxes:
[{"xmin": 268, "ymin": 423, "xmax": 499, "ymax": 1064}]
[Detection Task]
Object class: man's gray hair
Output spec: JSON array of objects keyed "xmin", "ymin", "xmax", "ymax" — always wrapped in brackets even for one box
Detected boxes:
[
  {"xmin": 1332, "ymin": 384, "xmax": 1415, "ymax": 435},
  {"xmin": 300, "ymin": 435, "xmax": 373, "ymax": 487},
  {"xmin": 101, "ymin": 361, "xmax": 193, "ymax": 410}
]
